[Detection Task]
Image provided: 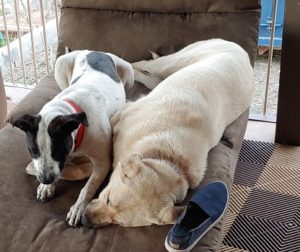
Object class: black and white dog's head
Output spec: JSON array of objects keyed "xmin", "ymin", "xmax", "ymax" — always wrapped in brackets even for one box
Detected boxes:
[{"xmin": 11, "ymin": 112, "xmax": 88, "ymax": 184}]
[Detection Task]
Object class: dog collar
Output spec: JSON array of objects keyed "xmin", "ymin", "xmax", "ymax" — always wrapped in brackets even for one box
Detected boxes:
[{"xmin": 64, "ymin": 99, "xmax": 85, "ymax": 152}]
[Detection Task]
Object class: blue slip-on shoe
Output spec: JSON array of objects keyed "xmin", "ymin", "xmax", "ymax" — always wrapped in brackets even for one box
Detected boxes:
[{"xmin": 165, "ymin": 181, "xmax": 229, "ymax": 252}]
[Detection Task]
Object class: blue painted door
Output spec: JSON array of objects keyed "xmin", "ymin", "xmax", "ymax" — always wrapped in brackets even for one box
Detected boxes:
[{"xmin": 258, "ymin": 0, "xmax": 285, "ymax": 48}]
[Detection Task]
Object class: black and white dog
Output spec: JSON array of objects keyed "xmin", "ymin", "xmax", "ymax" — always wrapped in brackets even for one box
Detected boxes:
[{"xmin": 10, "ymin": 50, "xmax": 134, "ymax": 227}]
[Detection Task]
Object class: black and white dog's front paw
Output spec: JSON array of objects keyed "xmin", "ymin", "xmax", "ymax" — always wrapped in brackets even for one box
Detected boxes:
[
  {"xmin": 37, "ymin": 183, "xmax": 56, "ymax": 202},
  {"xmin": 66, "ymin": 201, "xmax": 86, "ymax": 227}
]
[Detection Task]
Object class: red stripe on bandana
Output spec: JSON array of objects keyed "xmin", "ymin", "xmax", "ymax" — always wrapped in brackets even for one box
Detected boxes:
[{"xmin": 64, "ymin": 99, "xmax": 85, "ymax": 152}]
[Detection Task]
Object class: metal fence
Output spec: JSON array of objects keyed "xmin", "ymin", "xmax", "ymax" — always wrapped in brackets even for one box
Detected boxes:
[
  {"xmin": 261, "ymin": 0, "xmax": 280, "ymax": 118},
  {"xmin": 0, "ymin": 0, "xmax": 60, "ymax": 87},
  {"xmin": 247, "ymin": 0, "xmax": 283, "ymax": 120}
]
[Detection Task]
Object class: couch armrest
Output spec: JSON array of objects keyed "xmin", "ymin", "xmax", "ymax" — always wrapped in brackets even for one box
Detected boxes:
[
  {"xmin": 7, "ymin": 72, "xmax": 60, "ymax": 123},
  {"xmin": 182, "ymin": 109, "xmax": 249, "ymax": 250}
]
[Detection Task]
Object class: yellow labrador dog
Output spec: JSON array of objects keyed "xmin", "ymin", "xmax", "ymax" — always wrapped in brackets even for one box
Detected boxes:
[{"xmin": 81, "ymin": 39, "xmax": 255, "ymax": 227}]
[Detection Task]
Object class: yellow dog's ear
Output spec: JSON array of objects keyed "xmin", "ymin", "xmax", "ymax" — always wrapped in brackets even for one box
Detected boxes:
[
  {"xmin": 157, "ymin": 205, "xmax": 185, "ymax": 225},
  {"xmin": 148, "ymin": 50, "xmax": 160, "ymax": 59},
  {"xmin": 119, "ymin": 153, "xmax": 143, "ymax": 182}
]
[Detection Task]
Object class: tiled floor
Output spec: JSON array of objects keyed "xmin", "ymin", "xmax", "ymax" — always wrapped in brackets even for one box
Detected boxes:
[
  {"xmin": 5, "ymin": 85, "xmax": 32, "ymax": 104},
  {"xmin": 5, "ymin": 86, "xmax": 32, "ymax": 115},
  {"xmin": 245, "ymin": 120, "xmax": 276, "ymax": 143}
]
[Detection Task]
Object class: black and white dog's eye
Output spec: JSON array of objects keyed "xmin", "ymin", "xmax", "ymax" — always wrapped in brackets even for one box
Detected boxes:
[
  {"xmin": 28, "ymin": 147, "xmax": 40, "ymax": 158},
  {"xmin": 29, "ymin": 147, "xmax": 36, "ymax": 155}
]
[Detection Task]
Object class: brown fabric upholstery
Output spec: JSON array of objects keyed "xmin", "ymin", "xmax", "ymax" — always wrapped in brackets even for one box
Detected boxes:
[
  {"xmin": 57, "ymin": 1, "xmax": 260, "ymax": 66},
  {"xmin": 1, "ymin": 1, "xmax": 260, "ymax": 251},
  {"xmin": 7, "ymin": 73, "xmax": 61, "ymax": 121}
]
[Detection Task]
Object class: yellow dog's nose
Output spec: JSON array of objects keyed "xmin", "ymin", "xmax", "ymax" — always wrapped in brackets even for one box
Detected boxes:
[{"xmin": 81, "ymin": 213, "xmax": 94, "ymax": 228}]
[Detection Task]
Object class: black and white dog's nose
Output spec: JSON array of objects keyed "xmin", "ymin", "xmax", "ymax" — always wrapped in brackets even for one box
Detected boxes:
[{"xmin": 38, "ymin": 174, "xmax": 55, "ymax": 184}]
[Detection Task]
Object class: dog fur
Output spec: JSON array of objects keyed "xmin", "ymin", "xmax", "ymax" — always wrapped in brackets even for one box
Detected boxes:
[
  {"xmin": 81, "ymin": 39, "xmax": 255, "ymax": 227},
  {"xmin": 10, "ymin": 50, "xmax": 134, "ymax": 227}
]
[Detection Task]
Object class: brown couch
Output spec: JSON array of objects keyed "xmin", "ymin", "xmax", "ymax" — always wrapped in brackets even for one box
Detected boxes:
[{"xmin": 1, "ymin": 1, "xmax": 260, "ymax": 251}]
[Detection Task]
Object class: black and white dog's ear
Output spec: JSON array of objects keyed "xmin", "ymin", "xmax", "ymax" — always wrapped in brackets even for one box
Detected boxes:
[
  {"xmin": 55, "ymin": 50, "xmax": 79, "ymax": 90},
  {"xmin": 106, "ymin": 53, "xmax": 135, "ymax": 89},
  {"xmin": 10, "ymin": 114, "xmax": 40, "ymax": 132},
  {"xmin": 53, "ymin": 112, "xmax": 88, "ymax": 134}
]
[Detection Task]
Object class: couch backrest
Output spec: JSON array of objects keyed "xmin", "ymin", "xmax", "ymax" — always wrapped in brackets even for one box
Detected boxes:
[{"xmin": 58, "ymin": 0, "xmax": 261, "ymax": 65}]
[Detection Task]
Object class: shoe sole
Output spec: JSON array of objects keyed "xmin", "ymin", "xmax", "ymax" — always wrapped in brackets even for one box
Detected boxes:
[{"xmin": 164, "ymin": 181, "xmax": 229, "ymax": 252}]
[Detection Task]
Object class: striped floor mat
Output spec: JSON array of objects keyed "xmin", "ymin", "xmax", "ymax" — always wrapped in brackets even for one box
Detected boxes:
[{"xmin": 220, "ymin": 140, "xmax": 300, "ymax": 252}]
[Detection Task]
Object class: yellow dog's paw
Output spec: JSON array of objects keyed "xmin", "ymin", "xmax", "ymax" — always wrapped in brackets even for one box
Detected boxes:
[{"xmin": 66, "ymin": 201, "xmax": 86, "ymax": 227}]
